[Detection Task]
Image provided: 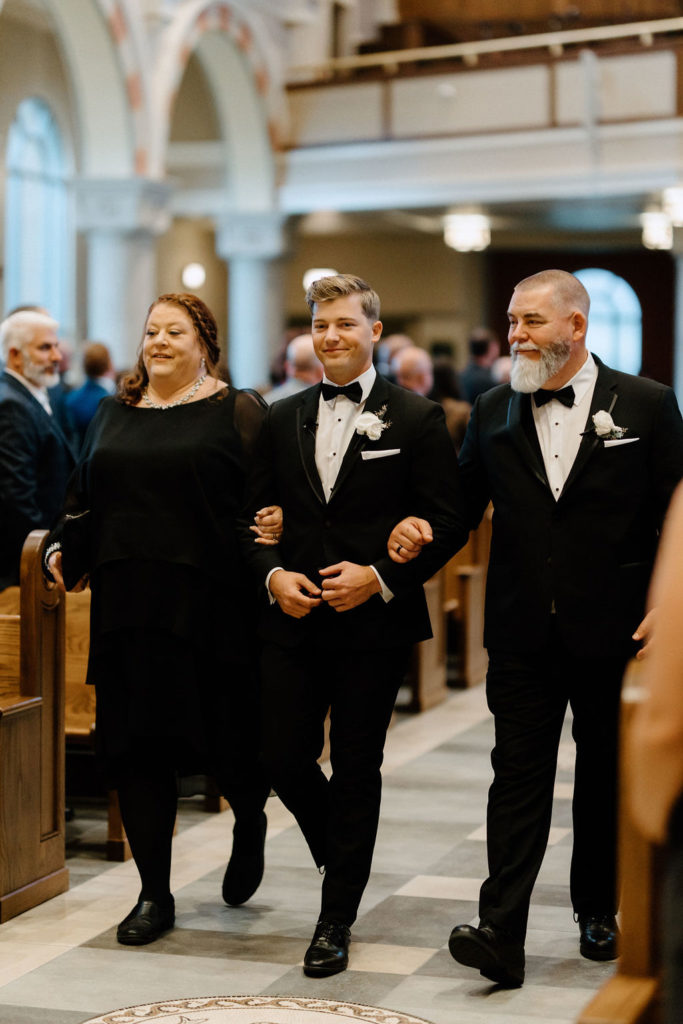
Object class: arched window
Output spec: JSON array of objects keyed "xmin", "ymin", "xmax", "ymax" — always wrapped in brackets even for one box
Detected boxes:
[
  {"xmin": 574, "ymin": 268, "xmax": 642, "ymax": 376},
  {"xmin": 4, "ymin": 98, "xmax": 70, "ymax": 329}
]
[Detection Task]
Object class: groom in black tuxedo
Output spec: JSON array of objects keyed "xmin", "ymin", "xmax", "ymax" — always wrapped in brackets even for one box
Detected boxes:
[
  {"xmin": 390, "ymin": 269, "xmax": 683, "ymax": 987},
  {"xmin": 240, "ymin": 274, "xmax": 467, "ymax": 976}
]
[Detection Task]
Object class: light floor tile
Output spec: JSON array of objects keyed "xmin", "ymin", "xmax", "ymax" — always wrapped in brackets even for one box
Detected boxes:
[
  {"xmin": 348, "ymin": 943, "xmax": 438, "ymax": 974},
  {"xmin": 395, "ymin": 875, "xmax": 482, "ymax": 901},
  {"xmin": 0, "ymin": 948, "xmax": 290, "ymax": 1013},
  {"xmin": 466, "ymin": 824, "xmax": 570, "ymax": 845}
]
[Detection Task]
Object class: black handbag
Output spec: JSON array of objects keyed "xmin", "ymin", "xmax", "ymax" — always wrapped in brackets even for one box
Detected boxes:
[{"xmin": 61, "ymin": 510, "xmax": 92, "ymax": 590}]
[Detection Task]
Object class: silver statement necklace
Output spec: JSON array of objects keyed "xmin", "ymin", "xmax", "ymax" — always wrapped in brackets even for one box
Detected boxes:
[{"xmin": 143, "ymin": 374, "xmax": 207, "ymax": 410}]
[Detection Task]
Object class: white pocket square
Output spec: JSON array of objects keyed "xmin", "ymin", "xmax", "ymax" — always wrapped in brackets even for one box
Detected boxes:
[
  {"xmin": 361, "ymin": 448, "xmax": 401, "ymax": 460},
  {"xmin": 604, "ymin": 437, "xmax": 639, "ymax": 447}
]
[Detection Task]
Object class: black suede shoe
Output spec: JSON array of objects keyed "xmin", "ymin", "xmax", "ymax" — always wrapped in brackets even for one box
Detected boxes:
[
  {"xmin": 303, "ymin": 920, "xmax": 351, "ymax": 977},
  {"xmin": 578, "ymin": 914, "xmax": 619, "ymax": 961},
  {"xmin": 222, "ymin": 811, "xmax": 267, "ymax": 906},
  {"xmin": 116, "ymin": 896, "xmax": 175, "ymax": 946},
  {"xmin": 448, "ymin": 923, "xmax": 525, "ymax": 987}
]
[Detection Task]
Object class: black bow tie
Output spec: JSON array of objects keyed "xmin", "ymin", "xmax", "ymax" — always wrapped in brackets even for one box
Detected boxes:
[
  {"xmin": 533, "ymin": 385, "xmax": 575, "ymax": 409},
  {"xmin": 321, "ymin": 381, "xmax": 363, "ymax": 403}
]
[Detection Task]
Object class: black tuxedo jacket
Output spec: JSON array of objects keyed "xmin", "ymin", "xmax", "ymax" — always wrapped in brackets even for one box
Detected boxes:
[
  {"xmin": 240, "ymin": 375, "xmax": 468, "ymax": 651},
  {"xmin": 459, "ymin": 356, "xmax": 683, "ymax": 658},
  {"xmin": 0, "ymin": 371, "xmax": 75, "ymax": 588}
]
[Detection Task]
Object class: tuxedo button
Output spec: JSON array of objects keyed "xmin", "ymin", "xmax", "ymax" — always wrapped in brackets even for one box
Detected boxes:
[{"xmin": 324, "ymin": 519, "xmax": 332, "ymax": 528}]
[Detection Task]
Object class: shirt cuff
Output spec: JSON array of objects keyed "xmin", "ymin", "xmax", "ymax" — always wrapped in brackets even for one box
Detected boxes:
[
  {"xmin": 266, "ymin": 567, "xmax": 283, "ymax": 604},
  {"xmin": 370, "ymin": 565, "xmax": 393, "ymax": 603}
]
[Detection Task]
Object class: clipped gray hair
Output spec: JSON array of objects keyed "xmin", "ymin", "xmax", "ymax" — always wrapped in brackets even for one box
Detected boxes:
[
  {"xmin": 514, "ymin": 269, "xmax": 590, "ymax": 318},
  {"xmin": 0, "ymin": 310, "xmax": 58, "ymax": 361}
]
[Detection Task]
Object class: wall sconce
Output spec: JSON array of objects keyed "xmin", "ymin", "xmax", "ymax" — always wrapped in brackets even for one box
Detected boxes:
[
  {"xmin": 663, "ymin": 186, "xmax": 683, "ymax": 227},
  {"xmin": 302, "ymin": 267, "xmax": 338, "ymax": 291},
  {"xmin": 181, "ymin": 262, "xmax": 206, "ymax": 289},
  {"xmin": 640, "ymin": 211, "xmax": 673, "ymax": 250},
  {"xmin": 443, "ymin": 213, "xmax": 490, "ymax": 252}
]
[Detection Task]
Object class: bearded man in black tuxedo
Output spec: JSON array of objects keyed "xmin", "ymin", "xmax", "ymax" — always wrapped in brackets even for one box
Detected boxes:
[
  {"xmin": 389, "ymin": 269, "xmax": 683, "ymax": 987},
  {"xmin": 240, "ymin": 274, "xmax": 467, "ymax": 977}
]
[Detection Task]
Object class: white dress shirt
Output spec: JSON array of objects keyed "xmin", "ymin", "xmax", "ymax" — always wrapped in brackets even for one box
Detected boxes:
[
  {"xmin": 316, "ymin": 365, "xmax": 376, "ymax": 500},
  {"xmin": 266, "ymin": 364, "xmax": 392, "ymax": 602},
  {"xmin": 531, "ymin": 351, "xmax": 597, "ymax": 501},
  {"xmin": 5, "ymin": 366, "xmax": 53, "ymax": 415}
]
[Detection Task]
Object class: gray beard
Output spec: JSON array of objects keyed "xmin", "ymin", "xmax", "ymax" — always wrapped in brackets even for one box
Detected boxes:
[
  {"xmin": 510, "ymin": 338, "xmax": 571, "ymax": 393},
  {"xmin": 23, "ymin": 361, "xmax": 59, "ymax": 389}
]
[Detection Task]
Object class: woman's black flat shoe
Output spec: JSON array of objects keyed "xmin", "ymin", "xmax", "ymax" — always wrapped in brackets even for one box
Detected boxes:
[{"xmin": 116, "ymin": 896, "xmax": 175, "ymax": 945}]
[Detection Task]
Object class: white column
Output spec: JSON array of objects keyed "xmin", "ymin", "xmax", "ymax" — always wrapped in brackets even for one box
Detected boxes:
[
  {"xmin": 216, "ymin": 212, "xmax": 285, "ymax": 390},
  {"xmin": 76, "ymin": 179, "xmax": 171, "ymax": 371}
]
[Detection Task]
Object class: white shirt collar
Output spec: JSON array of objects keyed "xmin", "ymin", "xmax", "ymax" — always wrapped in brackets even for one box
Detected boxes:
[
  {"xmin": 4, "ymin": 367, "xmax": 52, "ymax": 414},
  {"xmin": 322, "ymin": 364, "xmax": 376, "ymax": 402},
  {"xmin": 563, "ymin": 350, "xmax": 597, "ymax": 405}
]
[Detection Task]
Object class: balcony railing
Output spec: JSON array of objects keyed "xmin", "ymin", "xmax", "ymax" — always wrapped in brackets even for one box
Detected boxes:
[{"xmin": 291, "ymin": 15, "xmax": 683, "ymax": 82}]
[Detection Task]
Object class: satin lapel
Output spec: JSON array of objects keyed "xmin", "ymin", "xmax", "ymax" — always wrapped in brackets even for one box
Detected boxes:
[
  {"xmin": 329, "ymin": 376, "xmax": 390, "ymax": 501},
  {"xmin": 296, "ymin": 385, "xmax": 325, "ymax": 504},
  {"xmin": 506, "ymin": 390, "xmax": 550, "ymax": 491},
  {"xmin": 562, "ymin": 360, "xmax": 617, "ymax": 495}
]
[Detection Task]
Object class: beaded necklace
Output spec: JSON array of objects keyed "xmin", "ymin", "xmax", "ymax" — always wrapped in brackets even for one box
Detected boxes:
[{"xmin": 142, "ymin": 374, "xmax": 207, "ymax": 409}]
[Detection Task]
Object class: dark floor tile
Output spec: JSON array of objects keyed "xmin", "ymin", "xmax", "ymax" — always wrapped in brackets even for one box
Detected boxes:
[
  {"xmin": 358, "ymin": 896, "xmax": 476, "ymax": 949},
  {"xmin": 262, "ymin": 967, "xmax": 405, "ymax": 1004}
]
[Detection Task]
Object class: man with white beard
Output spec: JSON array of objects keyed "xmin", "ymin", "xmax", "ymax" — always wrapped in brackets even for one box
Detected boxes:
[
  {"xmin": 388, "ymin": 269, "xmax": 683, "ymax": 986},
  {"xmin": 0, "ymin": 310, "xmax": 74, "ymax": 589}
]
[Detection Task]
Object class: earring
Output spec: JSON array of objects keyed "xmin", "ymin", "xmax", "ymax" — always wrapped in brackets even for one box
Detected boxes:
[{"xmin": 200, "ymin": 357, "xmax": 207, "ymax": 374}]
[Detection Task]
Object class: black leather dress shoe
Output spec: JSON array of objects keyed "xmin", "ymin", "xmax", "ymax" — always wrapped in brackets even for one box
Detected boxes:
[
  {"xmin": 578, "ymin": 914, "xmax": 619, "ymax": 961},
  {"xmin": 222, "ymin": 811, "xmax": 267, "ymax": 906},
  {"xmin": 117, "ymin": 896, "xmax": 175, "ymax": 946},
  {"xmin": 303, "ymin": 920, "xmax": 351, "ymax": 977},
  {"xmin": 448, "ymin": 923, "xmax": 525, "ymax": 987}
]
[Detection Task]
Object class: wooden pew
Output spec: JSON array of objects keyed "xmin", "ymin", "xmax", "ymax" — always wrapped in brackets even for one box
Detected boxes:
[
  {"xmin": 403, "ymin": 568, "xmax": 449, "ymax": 712},
  {"xmin": 0, "ymin": 530, "xmax": 69, "ymax": 922},
  {"xmin": 444, "ymin": 507, "xmax": 491, "ymax": 688},
  {"xmin": 577, "ymin": 660, "xmax": 662, "ymax": 1024},
  {"xmin": 403, "ymin": 507, "xmax": 492, "ymax": 710}
]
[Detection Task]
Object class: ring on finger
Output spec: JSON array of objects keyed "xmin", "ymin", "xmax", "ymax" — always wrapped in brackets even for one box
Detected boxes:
[{"xmin": 397, "ymin": 544, "xmax": 403, "ymax": 553}]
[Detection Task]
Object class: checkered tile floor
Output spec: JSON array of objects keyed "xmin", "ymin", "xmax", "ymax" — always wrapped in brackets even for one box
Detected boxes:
[{"xmin": 0, "ymin": 686, "xmax": 615, "ymax": 1024}]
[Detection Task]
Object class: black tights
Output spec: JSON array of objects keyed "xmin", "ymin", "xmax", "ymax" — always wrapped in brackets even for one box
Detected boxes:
[
  {"xmin": 116, "ymin": 767, "xmax": 178, "ymax": 902},
  {"xmin": 115, "ymin": 762, "xmax": 270, "ymax": 902}
]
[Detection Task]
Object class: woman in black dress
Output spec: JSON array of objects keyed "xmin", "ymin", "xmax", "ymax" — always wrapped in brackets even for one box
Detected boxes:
[{"xmin": 47, "ymin": 293, "xmax": 279, "ymax": 945}]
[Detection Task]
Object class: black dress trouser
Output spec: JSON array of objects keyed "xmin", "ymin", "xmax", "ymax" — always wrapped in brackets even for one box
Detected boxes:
[
  {"xmin": 481, "ymin": 621, "xmax": 628, "ymax": 943},
  {"xmin": 260, "ymin": 641, "xmax": 411, "ymax": 927}
]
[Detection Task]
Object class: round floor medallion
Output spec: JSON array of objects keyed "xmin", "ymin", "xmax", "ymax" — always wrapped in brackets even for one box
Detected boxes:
[{"xmin": 81, "ymin": 995, "xmax": 435, "ymax": 1024}]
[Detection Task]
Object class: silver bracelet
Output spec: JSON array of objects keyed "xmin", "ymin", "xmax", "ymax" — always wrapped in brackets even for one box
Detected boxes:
[{"xmin": 43, "ymin": 541, "xmax": 62, "ymax": 577}]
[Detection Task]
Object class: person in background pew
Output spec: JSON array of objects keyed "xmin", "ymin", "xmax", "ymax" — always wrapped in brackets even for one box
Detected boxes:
[
  {"xmin": 0, "ymin": 310, "xmax": 75, "ymax": 590},
  {"xmin": 388, "ymin": 269, "xmax": 683, "ymax": 987},
  {"xmin": 65, "ymin": 341, "xmax": 116, "ymax": 452},
  {"xmin": 239, "ymin": 273, "xmax": 468, "ymax": 978},
  {"xmin": 45, "ymin": 293, "xmax": 281, "ymax": 946},
  {"xmin": 629, "ymin": 480, "xmax": 683, "ymax": 1024}
]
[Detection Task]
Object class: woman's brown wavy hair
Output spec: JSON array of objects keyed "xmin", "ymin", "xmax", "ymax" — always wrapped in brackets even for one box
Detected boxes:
[{"xmin": 118, "ymin": 293, "xmax": 221, "ymax": 406}]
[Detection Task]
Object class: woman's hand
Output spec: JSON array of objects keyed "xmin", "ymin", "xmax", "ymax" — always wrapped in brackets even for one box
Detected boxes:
[
  {"xmin": 388, "ymin": 516, "xmax": 433, "ymax": 563},
  {"xmin": 251, "ymin": 505, "xmax": 283, "ymax": 546},
  {"xmin": 47, "ymin": 550, "xmax": 66, "ymax": 592},
  {"xmin": 47, "ymin": 550, "xmax": 89, "ymax": 593}
]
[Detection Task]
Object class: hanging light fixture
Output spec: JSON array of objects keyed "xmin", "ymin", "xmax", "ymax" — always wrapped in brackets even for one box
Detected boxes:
[
  {"xmin": 640, "ymin": 211, "xmax": 673, "ymax": 250},
  {"xmin": 443, "ymin": 213, "xmax": 490, "ymax": 252},
  {"xmin": 181, "ymin": 262, "xmax": 206, "ymax": 289}
]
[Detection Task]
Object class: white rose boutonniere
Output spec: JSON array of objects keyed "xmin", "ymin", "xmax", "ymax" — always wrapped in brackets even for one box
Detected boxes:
[
  {"xmin": 356, "ymin": 404, "xmax": 390, "ymax": 441},
  {"xmin": 584, "ymin": 410, "xmax": 628, "ymax": 440}
]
